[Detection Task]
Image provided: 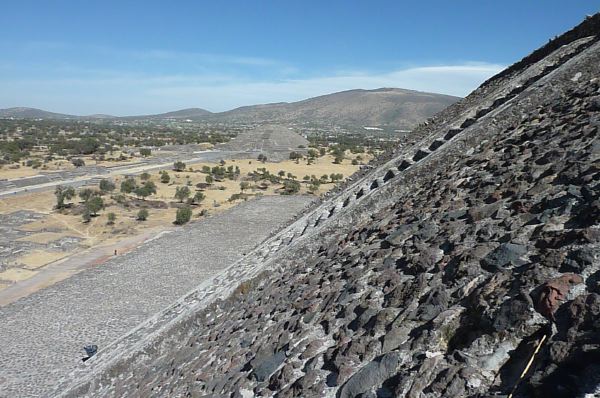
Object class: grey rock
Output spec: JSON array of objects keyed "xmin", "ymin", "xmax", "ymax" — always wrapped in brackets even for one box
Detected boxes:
[{"xmin": 481, "ymin": 243, "xmax": 528, "ymax": 270}]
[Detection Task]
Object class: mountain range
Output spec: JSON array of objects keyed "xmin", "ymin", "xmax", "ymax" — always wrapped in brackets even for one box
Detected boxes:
[{"xmin": 0, "ymin": 88, "xmax": 459, "ymax": 129}]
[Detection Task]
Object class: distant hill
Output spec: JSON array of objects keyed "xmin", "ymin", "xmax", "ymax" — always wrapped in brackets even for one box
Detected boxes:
[
  {"xmin": 217, "ymin": 88, "xmax": 460, "ymax": 129},
  {"xmin": 0, "ymin": 107, "xmax": 77, "ymax": 119},
  {"xmin": 0, "ymin": 88, "xmax": 460, "ymax": 129}
]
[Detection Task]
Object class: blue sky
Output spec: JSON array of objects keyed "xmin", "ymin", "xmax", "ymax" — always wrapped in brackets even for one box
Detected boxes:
[{"xmin": 0, "ymin": 1, "xmax": 597, "ymax": 115}]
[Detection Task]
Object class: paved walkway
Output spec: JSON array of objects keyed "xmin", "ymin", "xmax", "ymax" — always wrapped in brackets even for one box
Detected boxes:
[
  {"xmin": 0, "ymin": 228, "xmax": 168, "ymax": 307},
  {"xmin": 0, "ymin": 195, "xmax": 312, "ymax": 397}
]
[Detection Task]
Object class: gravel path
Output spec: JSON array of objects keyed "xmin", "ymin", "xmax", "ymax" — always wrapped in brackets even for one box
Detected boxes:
[{"xmin": 0, "ymin": 195, "xmax": 312, "ymax": 397}]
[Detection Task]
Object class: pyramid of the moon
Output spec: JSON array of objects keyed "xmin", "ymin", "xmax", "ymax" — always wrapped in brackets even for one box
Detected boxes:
[{"xmin": 218, "ymin": 124, "xmax": 309, "ymax": 160}]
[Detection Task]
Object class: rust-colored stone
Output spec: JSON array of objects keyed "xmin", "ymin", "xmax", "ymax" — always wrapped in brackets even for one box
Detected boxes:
[{"xmin": 535, "ymin": 273, "xmax": 583, "ymax": 321}]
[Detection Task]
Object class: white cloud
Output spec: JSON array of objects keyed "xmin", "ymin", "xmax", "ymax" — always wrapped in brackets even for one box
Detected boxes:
[{"xmin": 0, "ymin": 63, "xmax": 504, "ymax": 115}]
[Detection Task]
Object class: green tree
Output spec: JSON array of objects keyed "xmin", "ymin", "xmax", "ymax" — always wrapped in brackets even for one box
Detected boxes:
[
  {"xmin": 55, "ymin": 185, "xmax": 76, "ymax": 209},
  {"xmin": 120, "ymin": 178, "xmax": 137, "ymax": 194},
  {"xmin": 174, "ymin": 186, "xmax": 191, "ymax": 202},
  {"xmin": 86, "ymin": 196, "xmax": 104, "ymax": 216},
  {"xmin": 174, "ymin": 206, "xmax": 192, "ymax": 225},
  {"xmin": 140, "ymin": 172, "xmax": 151, "ymax": 181},
  {"xmin": 139, "ymin": 148, "xmax": 151, "ymax": 157},
  {"xmin": 137, "ymin": 208, "xmax": 149, "ymax": 221},
  {"xmin": 173, "ymin": 161, "xmax": 186, "ymax": 171},
  {"xmin": 192, "ymin": 191, "xmax": 205, "ymax": 204},
  {"xmin": 330, "ymin": 173, "xmax": 343, "ymax": 182},
  {"xmin": 78, "ymin": 188, "xmax": 97, "ymax": 203},
  {"xmin": 205, "ymin": 175, "xmax": 214, "ymax": 185},
  {"xmin": 257, "ymin": 154, "xmax": 267, "ymax": 163},
  {"xmin": 134, "ymin": 181, "xmax": 156, "ymax": 200},
  {"xmin": 201, "ymin": 165, "xmax": 211, "ymax": 174},
  {"xmin": 99, "ymin": 179, "xmax": 115, "ymax": 193},
  {"xmin": 82, "ymin": 207, "xmax": 91, "ymax": 223},
  {"xmin": 281, "ymin": 180, "xmax": 300, "ymax": 195},
  {"xmin": 240, "ymin": 181, "xmax": 250, "ymax": 192},
  {"xmin": 107, "ymin": 212, "xmax": 116, "ymax": 225},
  {"xmin": 160, "ymin": 171, "xmax": 170, "ymax": 184}
]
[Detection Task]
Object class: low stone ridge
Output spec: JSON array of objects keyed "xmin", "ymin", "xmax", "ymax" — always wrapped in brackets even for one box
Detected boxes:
[
  {"xmin": 217, "ymin": 124, "xmax": 310, "ymax": 161},
  {"xmin": 55, "ymin": 15, "xmax": 600, "ymax": 397}
]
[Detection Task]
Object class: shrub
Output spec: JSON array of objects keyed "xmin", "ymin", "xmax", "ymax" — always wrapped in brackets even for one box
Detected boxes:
[
  {"xmin": 139, "ymin": 148, "xmax": 151, "ymax": 157},
  {"xmin": 137, "ymin": 208, "xmax": 149, "ymax": 221},
  {"xmin": 71, "ymin": 158, "xmax": 85, "ymax": 167},
  {"xmin": 228, "ymin": 193, "xmax": 248, "ymax": 202},
  {"xmin": 134, "ymin": 181, "xmax": 156, "ymax": 200},
  {"xmin": 174, "ymin": 186, "xmax": 191, "ymax": 202},
  {"xmin": 107, "ymin": 212, "xmax": 116, "ymax": 225},
  {"xmin": 173, "ymin": 161, "xmax": 186, "ymax": 171},
  {"xmin": 99, "ymin": 179, "xmax": 116, "ymax": 192},
  {"xmin": 120, "ymin": 178, "xmax": 137, "ymax": 194},
  {"xmin": 192, "ymin": 191, "xmax": 205, "ymax": 204},
  {"xmin": 112, "ymin": 193, "xmax": 127, "ymax": 205},
  {"xmin": 174, "ymin": 206, "xmax": 192, "ymax": 225},
  {"xmin": 160, "ymin": 171, "xmax": 170, "ymax": 183},
  {"xmin": 280, "ymin": 180, "xmax": 300, "ymax": 195}
]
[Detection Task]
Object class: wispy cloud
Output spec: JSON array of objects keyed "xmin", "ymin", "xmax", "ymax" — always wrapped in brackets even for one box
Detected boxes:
[
  {"xmin": 126, "ymin": 49, "xmax": 281, "ymax": 67},
  {"xmin": 0, "ymin": 62, "xmax": 504, "ymax": 115}
]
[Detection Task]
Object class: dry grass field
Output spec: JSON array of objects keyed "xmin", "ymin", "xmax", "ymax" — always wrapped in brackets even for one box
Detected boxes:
[
  {"xmin": 0, "ymin": 150, "xmax": 145, "ymax": 181},
  {"xmin": 0, "ymin": 151, "xmax": 369, "ymax": 290}
]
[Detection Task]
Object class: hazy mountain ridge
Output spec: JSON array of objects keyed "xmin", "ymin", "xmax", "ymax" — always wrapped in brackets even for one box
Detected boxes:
[
  {"xmin": 0, "ymin": 88, "xmax": 459, "ymax": 128},
  {"xmin": 0, "ymin": 107, "xmax": 78, "ymax": 119}
]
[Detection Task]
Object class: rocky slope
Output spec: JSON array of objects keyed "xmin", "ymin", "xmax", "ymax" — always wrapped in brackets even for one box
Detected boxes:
[{"xmin": 55, "ymin": 15, "xmax": 600, "ymax": 398}]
